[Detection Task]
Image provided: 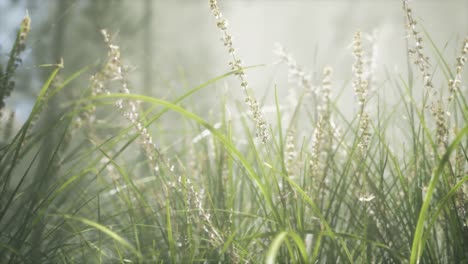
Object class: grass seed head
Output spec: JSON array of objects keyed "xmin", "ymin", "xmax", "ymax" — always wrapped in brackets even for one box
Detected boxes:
[{"xmin": 208, "ymin": 0, "xmax": 269, "ymax": 143}]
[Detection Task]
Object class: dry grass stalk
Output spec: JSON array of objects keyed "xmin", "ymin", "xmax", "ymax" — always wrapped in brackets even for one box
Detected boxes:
[
  {"xmin": 209, "ymin": 0, "xmax": 269, "ymax": 143},
  {"xmin": 403, "ymin": 0, "xmax": 450, "ymax": 151},
  {"xmin": 88, "ymin": 29, "xmax": 163, "ymax": 172},
  {"xmin": 403, "ymin": 0, "xmax": 435, "ymax": 96},
  {"xmin": 310, "ymin": 67, "xmax": 333, "ymax": 179},
  {"xmin": 448, "ymin": 38, "xmax": 468, "ymax": 104},
  {"xmin": 0, "ymin": 11, "xmax": 31, "ymax": 114},
  {"xmin": 273, "ymin": 43, "xmax": 315, "ymax": 96},
  {"xmin": 352, "ymin": 31, "xmax": 371, "ymax": 157}
]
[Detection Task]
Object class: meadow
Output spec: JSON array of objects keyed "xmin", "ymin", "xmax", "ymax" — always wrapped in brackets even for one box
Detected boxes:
[{"xmin": 0, "ymin": 0, "xmax": 467, "ymax": 263}]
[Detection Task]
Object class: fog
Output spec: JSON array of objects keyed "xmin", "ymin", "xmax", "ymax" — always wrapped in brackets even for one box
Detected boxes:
[{"xmin": 0, "ymin": 0, "xmax": 467, "ymax": 126}]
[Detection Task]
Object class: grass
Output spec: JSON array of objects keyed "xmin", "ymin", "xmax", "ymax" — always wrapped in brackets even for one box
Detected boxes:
[{"xmin": 1, "ymin": 1, "xmax": 467, "ymax": 263}]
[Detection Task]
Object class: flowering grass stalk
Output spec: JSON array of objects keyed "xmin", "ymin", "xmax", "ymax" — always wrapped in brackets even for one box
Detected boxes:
[
  {"xmin": 0, "ymin": 11, "xmax": 30, "ymax": 113},
  {"xmin": 209, "ymin": 0, "xmax": 269, "ymax": 143},
  {"xmin": 0, "ymin": 2, "xmax": 466, "ymax": 263}
]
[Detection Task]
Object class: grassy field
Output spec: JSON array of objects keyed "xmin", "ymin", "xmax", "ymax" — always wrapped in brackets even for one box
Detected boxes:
[{"xmin": 0, "ymin": 0, "xmax": 467, "ymax": 263}]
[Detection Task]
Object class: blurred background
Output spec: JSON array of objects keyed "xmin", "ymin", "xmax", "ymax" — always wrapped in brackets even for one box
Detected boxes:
[{"xmin": 0, "ymin": 0, "xmax": 467, "ymax": 129}]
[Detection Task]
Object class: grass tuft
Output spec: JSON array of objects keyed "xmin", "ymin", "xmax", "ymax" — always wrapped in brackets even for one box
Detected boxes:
[{"xmin": 0, "ymin": 1, "xmax": 466, "ymax": 263}]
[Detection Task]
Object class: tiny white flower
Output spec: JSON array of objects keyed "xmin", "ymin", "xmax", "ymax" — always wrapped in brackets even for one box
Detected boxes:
[{"xmin": 359, "ymin": 194, "xmax": 376, "ymax": 202}]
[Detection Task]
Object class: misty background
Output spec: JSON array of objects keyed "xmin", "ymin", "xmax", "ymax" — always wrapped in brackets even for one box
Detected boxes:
[{"xmin": 0, "ymin": 0, "xmax": 466, "ymax": 133}]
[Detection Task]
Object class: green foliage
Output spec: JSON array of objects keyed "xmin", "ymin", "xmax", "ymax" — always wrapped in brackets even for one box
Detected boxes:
[{"xmin": 0, "ymin": 2, "xmax": 467, "ymax": 264}]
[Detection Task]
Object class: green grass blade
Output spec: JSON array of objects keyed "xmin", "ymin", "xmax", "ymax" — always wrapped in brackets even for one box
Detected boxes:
[{"xmin": 409, "ymin": 125, "xmax": 468, "ymax": 264}]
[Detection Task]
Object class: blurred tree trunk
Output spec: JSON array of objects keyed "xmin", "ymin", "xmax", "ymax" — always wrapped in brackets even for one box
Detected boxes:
[
  {"xmin": 142, "ymin": 0, "xmax": 154, "ymax": 94},
  {"xmin": 30, "ymin": 0, "xmax": 69, "ymax": 260}
]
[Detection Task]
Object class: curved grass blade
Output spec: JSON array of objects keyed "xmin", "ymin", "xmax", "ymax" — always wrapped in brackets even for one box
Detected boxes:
[
  {"xmin": 409, "ymin": 125, "xmax": 468, "ymax": 264},
  {"xmin": 61, "ymin": 214, "xmax": 143, "ymax": 259}
]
